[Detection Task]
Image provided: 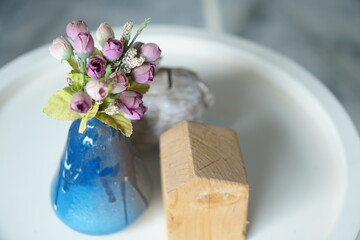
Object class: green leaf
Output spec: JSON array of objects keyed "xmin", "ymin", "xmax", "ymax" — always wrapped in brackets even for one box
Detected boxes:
[
  {"xmin": 92, "ymin": 47, "xmax": 103, "ymax": 58},
  {"xmin": 67, "ymin": 59, "xmax": 79, "ymax": 70},
  {"xmin": 96, "ymin": 112, "xmax": 133, "ymax": 137},
  {"xmin": 127, "ymin": 18, "xmax": 151, "ymax": 49},
  {"xmin": 79, "ymin": 104, "xmax": 99, "ymax": 133},
  {"xmin": 103, "ymin": 96, "xmax": 116, "ymax": 104},
  {"xmin": 127, "ymin": 80, "xmax": 150, "ymax": 94},
  {"xmin": 104, "ymin": 65, "xmax": 113, "ymax": 79},
  {"xmin": 137, "ymin": 18, "xmax": 150, "ymax": 34},
  {"xmin": 67, "ymin": 72, "xmax": 90, "ymax": 90},
  {"xmin": 67, "ymin": 72, "xmax": 83, "ymax": 81},
  {"xmin": 43, "ymin": 87, "xmax": 81, "ymax": 120}
]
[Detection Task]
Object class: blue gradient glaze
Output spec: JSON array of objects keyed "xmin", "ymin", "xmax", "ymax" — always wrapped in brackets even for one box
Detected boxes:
[{"xmin": 51, "ymin": 118, "xmax": 151, "ymax": 235}]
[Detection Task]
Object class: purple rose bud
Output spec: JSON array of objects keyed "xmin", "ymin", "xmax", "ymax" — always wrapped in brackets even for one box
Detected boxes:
[
  {"xmin": 102, "ymin": 38, "xmax": 123, "ymax": 61},
  {"xmin": 132, "ymin": 63, "xmax": 156, "ymax": 84},
  {"xmin": 140, "ymin": 43, "xmax": 161, "ymax": 62},
  {"xmin": 73, "ymin": 32, "xmax": 94, "ymax": 59},
  {"xmin": 49, "ymin": 36, "xmax": 73, "ymax": 61},
  {"xmin": 118, "ymin": 91, "xmax": 147, "ymax": 120},
  {"xmin": 66, "ymin": 20, "xmax": 89, "ymax": 40},
  {"xmin": 132, "ymin": 41, "xmax": 144, "ymax": 51},
  {"xmin": 85, "ymin": 79, "xmax": 109, "ymax": 101},
  {"xmin": 109, "ymin": 72, "xmax": 129, "ymax": 94},
  {"xmin": 86, "ymin": 56, "xmax": 105, "ymax": 79},
  {"xmin": 96, "ymin": 23, "xmax": 115, "ymax": 47},
  {"xmin": 70, "ymin": 91, "xmax": 92, "ymax": 114}
]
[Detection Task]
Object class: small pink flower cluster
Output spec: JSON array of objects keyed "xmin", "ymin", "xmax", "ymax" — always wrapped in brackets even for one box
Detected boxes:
[{"xmin": 49, "ymin": 20, "xmax": 161, "ymax": 121}]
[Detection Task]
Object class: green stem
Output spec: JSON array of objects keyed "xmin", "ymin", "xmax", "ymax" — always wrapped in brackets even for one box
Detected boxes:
[
  {"xmin": 114, "ymin": 18, "xmax": 150, "ymax": 72},
  {"xmin": 115, "ymin": 61, "xmax": 122, "ymax": 72},
  {"xmin": 81, "ymin": 59, "xmax": 87, "ymax": 91},
  {"xmin": 128, "ymin": 18, "xmax": 150, "ymax": 49},
  {"xmin": 68, "ymin": 84, "xmax": 76, "ymax": 92},
  {"xmin": 126, "ymin": 32, "xmax": 140, "ymax": 51},
  {"xmin": 82, "ymin": 72, "xmax": 86, "ymax": 91}
]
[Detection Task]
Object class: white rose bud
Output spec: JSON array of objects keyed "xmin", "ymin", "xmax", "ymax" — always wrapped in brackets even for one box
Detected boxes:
[
  {"xmin": 49, "ymin": 36, "xmax": 73, "ymax": 61},
  {"xmin": 96, "ymin": 23, "xmax": 115, "ymax": 47}
]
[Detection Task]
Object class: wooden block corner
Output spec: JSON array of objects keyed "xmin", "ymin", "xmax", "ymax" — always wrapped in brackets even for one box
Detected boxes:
[{"xmin": 160, "ymin": 121, "xmax": 249, "ymax": 240}]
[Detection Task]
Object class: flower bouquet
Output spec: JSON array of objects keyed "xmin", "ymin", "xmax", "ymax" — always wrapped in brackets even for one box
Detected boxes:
[
  {"xmin": 45, "ymin": 18, "xmax": 161, "ymax": 136},
  {"xmin": 44, "ymin": 19, "xmax": 161, "ymax": 235}
]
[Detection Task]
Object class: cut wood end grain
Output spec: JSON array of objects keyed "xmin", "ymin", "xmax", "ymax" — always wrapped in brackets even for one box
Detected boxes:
[{"xmin": 160, "ymin": 121, "xmax": 249, "ymax": 240}]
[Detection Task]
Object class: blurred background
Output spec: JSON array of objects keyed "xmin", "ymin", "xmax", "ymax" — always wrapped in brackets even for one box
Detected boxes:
[
  {"xmin": 1, "ymin": 0, "xmax": 360, "ymax": 133},
  {"xmin": 0, "ymin": 0, "xmax": 360, "ymax": 238}
]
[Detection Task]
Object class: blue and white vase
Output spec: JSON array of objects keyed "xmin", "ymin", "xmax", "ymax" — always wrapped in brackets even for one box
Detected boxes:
[{"xmin": 51, "ymin": 118, "xmax": 151, "ymax": 235}]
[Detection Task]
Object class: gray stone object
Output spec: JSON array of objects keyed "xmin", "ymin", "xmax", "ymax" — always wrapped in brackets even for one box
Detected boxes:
[{"xmin": 132, "ymin": 67, "xmax": 214, "ymax": 150}]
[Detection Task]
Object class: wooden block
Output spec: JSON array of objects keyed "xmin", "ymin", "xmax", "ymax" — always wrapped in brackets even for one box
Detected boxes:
[{"xmin": 160, "ymin": 121, "xmax": 249, "ymax": 240}]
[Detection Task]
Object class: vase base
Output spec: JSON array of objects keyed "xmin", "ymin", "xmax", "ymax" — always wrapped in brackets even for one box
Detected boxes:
[{"xmin": 50, "ymin": 118, "xmax": 152, "ymax": 235}]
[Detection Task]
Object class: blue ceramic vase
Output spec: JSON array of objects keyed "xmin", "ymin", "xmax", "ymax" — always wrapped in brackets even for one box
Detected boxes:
[{"xmin": 51, "ymin": 118, "xmax": 151, "ymax": 235}]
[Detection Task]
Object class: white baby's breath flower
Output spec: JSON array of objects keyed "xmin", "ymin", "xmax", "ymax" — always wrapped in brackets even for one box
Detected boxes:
[
  {"xmin": 104, "ymin": 103, "xmax": 120, "ymax": 115},
  {"xmin": 119, "ymin": 48, "xmax": 145, "ymax": 73},
  {"xmin": 66, "ymin": 77, "xmax": 73, "ymax": 85},
  {"xmin": 121, "ymin": 21, "xmax": 134, "ymax": 42}
]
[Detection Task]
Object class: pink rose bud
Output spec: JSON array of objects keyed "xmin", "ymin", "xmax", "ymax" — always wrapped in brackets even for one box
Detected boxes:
[
  {"xmin": 118, "ymin": 91, "xmax": 147, "ymax": 120},
  {"xmin": 66, "ymin": 20, "xmax": 89, "ymax": 40},
  {"xmin": 132, "ymin": 63, "xmax": 156, "ymax": 84},
  {"xmin": 70, "ymin": 91, "xmax": 92, "ymax": 113},
  {"xmin": 86, "ymin": 56, "xmax": 105, "ymax": 79},
  {"xmin": 132, "ymin": 41, "xmax": 144, "ymax": 51},
  {"xmin": 49, "ymin": 36, "xmax": 73, "ymax": 61},
  {"xmin": 102, "ymin": 38, "xmax": 123, "ymax": 61},
  {"xmin": 109, "ymin": 72, "xmax": 129, "ymax": 94},
  {"xmin": 140, "ymin": 43, "xmax": 161, "ymax": 62},
  {"xmin": 73, "ymin": 32, "xmax": 94, "ymax": 59},
  {"xmin": 85, "ymin": 79, "xmax": 109, "ymax": 100},
  {"xmin": 96, "ymin": 23, "xmax": 115, "ymax": 47}
]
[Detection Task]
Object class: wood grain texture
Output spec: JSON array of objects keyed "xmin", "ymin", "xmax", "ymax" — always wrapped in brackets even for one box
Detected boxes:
[{"xmin": 160, "ymin": 121, "xmax": 249, "ymax": 240}]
